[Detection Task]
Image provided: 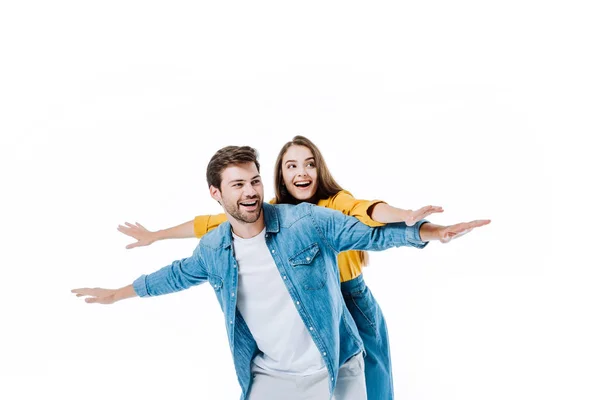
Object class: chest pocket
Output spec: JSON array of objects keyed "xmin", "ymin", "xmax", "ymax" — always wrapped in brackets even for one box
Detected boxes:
[{"xmin": 289, "ymin": 243, "xmax": 326, "ymax": 291}]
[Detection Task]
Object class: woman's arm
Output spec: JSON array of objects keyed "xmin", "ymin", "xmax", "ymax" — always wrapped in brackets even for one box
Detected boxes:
[
  {"xmin": 369, "ymin": 203, "xmax": 443, "ymax": 226},
  {"xmin": 326, "ymin": 190, "xmax": 443, "ymax": 227},
  {"xmin": 117, "ymin": 213, "xmax": 227, "ymax": 249}
]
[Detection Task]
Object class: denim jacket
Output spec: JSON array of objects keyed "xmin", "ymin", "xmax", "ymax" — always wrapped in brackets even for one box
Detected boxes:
[{"xmin": 133, "ymin": 202, "xmax": 428, "ymax": 399}]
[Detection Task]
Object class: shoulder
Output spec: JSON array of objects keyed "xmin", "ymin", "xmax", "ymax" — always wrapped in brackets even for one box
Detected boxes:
[
  {"xmin": 199, "ymin": 221, "xmax": 231, "ymax": 249},
  {"xmin": 268, "ymin": 202, "xmax": 321, "ymax": 228},
  {"xmin": 318, "ymin": 190, "xmax": 354, "ymax": 209}
]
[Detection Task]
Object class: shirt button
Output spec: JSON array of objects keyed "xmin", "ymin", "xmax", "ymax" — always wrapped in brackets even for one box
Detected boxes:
[
  {"xmin": 309, "ymin": 327, "xmax": 313, "ymax": 331},
  {"xmin": 271, "ymin": 249, "xmax": 275, "ymax": 253},
  {"xmin": 265, "ymin": 234, "xmax": 268, "ymax": 238},
  {"xmin": 230, "ymin": 320, "xmax": 233, "ymax": 324},
  {"xmin": 331, "ymin": 377, "xmax": 334, "ymax": 381},
  {"xmin": 296, "ymin": 301, "xmax": 300, "ymax": 305},
  {"xmin": 323, "ymin": 352, "xmax": 326, "ymax": 356},
  {"xmin": 283, "ymin": 276, "xmax": 287, "ymax": 280},
  {"xmin": 306, "ymin": 257, "xmax": 310, "ymax": 261},
  {"xmin": 231, "ymin": 292, "xmax": 235, "ymax": 297}
]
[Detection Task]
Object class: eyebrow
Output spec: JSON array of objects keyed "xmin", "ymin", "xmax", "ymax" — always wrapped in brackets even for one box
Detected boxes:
[
  {"xmin": 285, "ymin": 157, "xmax": 315, "ymax": 164},
  {"xmin": 227, "ymin": 175, "xmax": 261, "ymax": 184}
]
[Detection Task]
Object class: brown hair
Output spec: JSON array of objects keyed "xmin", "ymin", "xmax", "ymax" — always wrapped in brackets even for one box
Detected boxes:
[
  {"xmin": 273, "ymin": 135, "xmax": 369, "ymax": 267},
  {"xmin": 206, "ymin": 145, "xmax": 260, "ymax": 189}
]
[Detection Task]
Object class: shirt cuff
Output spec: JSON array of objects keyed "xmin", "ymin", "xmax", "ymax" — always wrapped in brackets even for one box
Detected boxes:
[
  {"xmin": 133, "ymin": 275, "xmax": 150, "ymax": 297},
  {"xmin": 406, "ymin": 220, "xmax": 429, "ymax": 248}
]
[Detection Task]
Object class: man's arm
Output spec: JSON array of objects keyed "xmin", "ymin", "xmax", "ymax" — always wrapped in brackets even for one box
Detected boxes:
[
  {"xmin": 71, "ymin": 285, "xmax": 137, "ymax": 304},
  {"xmin": 72, "ymin": 246, "xmax": 209, "ymax": 304},
  {"xmin": 309, "ymin": 204, "xmax": 490, "ymax": 253},
  {"xmin": 418, "ymin": 220, "xmax": 490, "ymax": 243}
]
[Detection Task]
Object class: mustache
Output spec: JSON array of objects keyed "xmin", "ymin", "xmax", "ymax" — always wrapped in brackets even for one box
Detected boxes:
[{"xmin": 238, "ymin": 195, "xmax": 260, "ymax": 203}]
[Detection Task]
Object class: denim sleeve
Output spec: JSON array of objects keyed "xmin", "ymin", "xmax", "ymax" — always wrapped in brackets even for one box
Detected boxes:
[
  {"xmin": 133, "ymin": 245, "xmax": 208, "ymax": 297},
  {"xmin": 309, "ymin": 204, "xmax": 429, "ymax": 253}
]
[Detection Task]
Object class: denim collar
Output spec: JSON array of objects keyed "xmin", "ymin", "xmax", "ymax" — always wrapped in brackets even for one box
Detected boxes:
[{"xmin": 222, "ymin": 202, "xmax": 279, "ymax": 248}]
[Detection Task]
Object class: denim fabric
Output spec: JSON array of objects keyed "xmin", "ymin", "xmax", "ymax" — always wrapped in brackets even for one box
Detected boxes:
[
  {"xmin": 133, "ymin": 202, "xmax": 428, "ymax": 399},
  {"xmin": 341, "ymin": 274, "xmax": 394, "ymax": 399}
]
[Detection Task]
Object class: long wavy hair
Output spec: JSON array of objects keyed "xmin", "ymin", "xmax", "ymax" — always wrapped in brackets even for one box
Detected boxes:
[{"xmin": 273, "ymin": 135, "xmax": 369, "ymax": 267}]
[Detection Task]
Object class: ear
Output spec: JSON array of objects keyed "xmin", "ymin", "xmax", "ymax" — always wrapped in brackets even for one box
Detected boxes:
[{"xmin": 209, "ymin": 185, "xmax": 222, "ymax": 205}]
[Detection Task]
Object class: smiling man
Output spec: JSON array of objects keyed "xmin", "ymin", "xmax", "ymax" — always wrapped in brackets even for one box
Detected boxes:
[{"xmin": 72, "ymin": 145, "xmax": 490, "ymax": 400}]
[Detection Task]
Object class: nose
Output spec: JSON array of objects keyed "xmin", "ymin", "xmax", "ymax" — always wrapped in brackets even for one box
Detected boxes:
[
  {"xmin": 297, "ymin": 165, "xmax": 307, "ymax": 177},
  {"xmin": 242, "ymin": 182, "xmax": 258, "ymax": 198}
]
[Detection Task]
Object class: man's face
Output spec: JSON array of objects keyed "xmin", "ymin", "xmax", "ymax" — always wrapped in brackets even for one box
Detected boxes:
[{"xmin": 212, "ymin": 162, "xmax": 264, "ymax": 224}]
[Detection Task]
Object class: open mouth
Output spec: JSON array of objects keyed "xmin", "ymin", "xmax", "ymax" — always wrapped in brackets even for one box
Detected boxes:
[
  {"xmin": 239, "ymin": 200, "xmax": 259, "ymax": 210},
  {"xmin": 294, "ymin": 181, "xmax": 312, "ymax": 188}
]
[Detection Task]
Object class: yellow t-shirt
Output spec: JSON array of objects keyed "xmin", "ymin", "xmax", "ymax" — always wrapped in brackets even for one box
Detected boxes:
[{"xmin": 192, "ymin": 190, "xmax": 386, "ymax": 282}]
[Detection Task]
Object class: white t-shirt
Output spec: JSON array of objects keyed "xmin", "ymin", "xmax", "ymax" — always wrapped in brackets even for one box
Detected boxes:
[{"xmin": 232, "ymin": 228, "xmax": 326, "ymax": 375}]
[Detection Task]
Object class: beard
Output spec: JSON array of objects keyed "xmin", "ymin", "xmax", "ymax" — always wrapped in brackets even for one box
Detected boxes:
[{"xmin": 222, "ymin": 195, "xmax": 263, "ymax": 224}]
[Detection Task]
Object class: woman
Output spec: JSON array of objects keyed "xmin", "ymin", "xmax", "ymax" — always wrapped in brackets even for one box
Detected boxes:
[{"xmin": 119, "ymin": 136, "xmax": 442, "ymax": 399}]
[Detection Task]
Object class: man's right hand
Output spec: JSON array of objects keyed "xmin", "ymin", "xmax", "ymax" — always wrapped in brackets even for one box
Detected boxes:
[
  {"xmin": 71, "ymin": 287, "xmax": 119, "ymax": 304},
  {"xmin": 71, "ymin": 285, "xmax": 137, "ymax": 304},
  {"xmin": 117, "ymin": 222, "xmax": 156, "ymax": 249}
]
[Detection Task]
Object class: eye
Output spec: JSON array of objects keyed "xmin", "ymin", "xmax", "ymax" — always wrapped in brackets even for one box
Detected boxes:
[
  {"xmin": 307, "ymin": 162, "xmax": 315, "ymax": 168},
  {"xmin": 287, "ymin": 164, "xmax": 296, "ymax": 169},
  {"xmin": 233, "ymin": 183, "xmax": 243, "ymax": 188},
  {"xmin": 252, "ymin": 179, "xmax": 261, "ymax": 185}
]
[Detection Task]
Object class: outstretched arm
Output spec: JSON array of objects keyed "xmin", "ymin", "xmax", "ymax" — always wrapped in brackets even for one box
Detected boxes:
[
  {"xmin": 370, "ymin": 203, "xmax": 444, "ymax": 226},
  {"xmin": 325, "ymin": 190, "xmax": 443, "ymax": 227},
  {"xmin": 117, "ymin": 214, "xmax": 227, "ymax": 249},
  {"xmin": 72, "ymin": 247, "xmax": 209, "ymax": 304},
  {"xmin": 71, "ymin": 285, "xmax": 137, "ymax": 304},
  {"xmin": 117, "ymin": 220, "xmax": 195, "ymax": 249},
  {"xmin": 310, "ymin": 204, "xmax": 490, "ymax": 253}
]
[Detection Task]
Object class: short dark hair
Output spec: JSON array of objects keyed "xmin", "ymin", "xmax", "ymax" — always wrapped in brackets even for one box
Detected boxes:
[{"xmin": 206, "ymin": 146, "xmax": 260, "ymax": 189}]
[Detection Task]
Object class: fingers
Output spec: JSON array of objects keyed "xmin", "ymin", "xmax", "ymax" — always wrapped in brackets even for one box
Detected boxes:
[
  {"xmin": 72, "ymin": 288, "xmax": 114, "ymax": 304},
  {"xmin": 448, "ymin": 219, "xmax": 490, "ymax": 233},
  {"xmin": 118, "ymin": 224, "xmax": 142, "ymax": 241},
  {"xmin": 462, "ymin": 219, "xmax": 491, "ymax": 230},
  {"xmin": 125, "ymin": 241, "xmax": 141, "ymax": 250},
  {"xmin": 135, "ymin": 222, "xmax": 147, "ymax": 230},
  {"xmin": 417, "ymin": 205, "xmax": 443, "ymax": 213},
  {"xmin": 416, "ymin": 205, "xmax": 444, "ymax": 220},
  {"xmin": 71, "ymin": 288, "xmax": 93, "ymax": 296},
  {"xmin": 440, "ymin": 218, "xmax": 491, "ymax": 243},
  {"xmin": 118, "ymin": 224, "xmax": 136, "ymax": 233}
]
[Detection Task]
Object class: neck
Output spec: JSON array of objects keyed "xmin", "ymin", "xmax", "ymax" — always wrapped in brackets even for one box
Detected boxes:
[{"xmin": 228, "ymin": 213, "xmax": 265, "ymax": 239}]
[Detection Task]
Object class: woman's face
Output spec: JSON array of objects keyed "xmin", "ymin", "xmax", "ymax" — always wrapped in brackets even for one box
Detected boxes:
[{"xmin": 281, "ymin": 145, "xmax": 319, "ymax": 201}]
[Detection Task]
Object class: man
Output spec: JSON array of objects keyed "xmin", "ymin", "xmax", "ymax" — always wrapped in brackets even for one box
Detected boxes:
[{"xmin": 73, "ymin": 145, "xmax": 490, "ymax": 399}]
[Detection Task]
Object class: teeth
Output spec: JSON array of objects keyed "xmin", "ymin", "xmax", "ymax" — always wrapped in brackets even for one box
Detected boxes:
[{"xmin": 241, "ymin": 201, "xmax": 257, "ymax": 206}]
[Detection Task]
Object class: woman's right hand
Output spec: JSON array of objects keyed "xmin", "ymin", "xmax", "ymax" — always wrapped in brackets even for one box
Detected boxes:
[{"xmin": 117, "ymin": 222, "xmax": 157, "ymax": 249}]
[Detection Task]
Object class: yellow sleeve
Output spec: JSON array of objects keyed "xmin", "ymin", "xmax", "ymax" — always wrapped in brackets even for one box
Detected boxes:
[
  {"xmin": 268, "ymin": 198, "xmax": 276, "ymax": 205},
  {"xmin": 193, "ymin": 214, "xmax": 228, "ymax": 238},
  {"xmin": 321, "ymin": 190, "xmax": 387, "ymax": 227}
]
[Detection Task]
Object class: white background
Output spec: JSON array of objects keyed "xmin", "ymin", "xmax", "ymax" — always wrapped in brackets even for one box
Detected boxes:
[{"xmin": 1, "ymin": 1, "xmax": 598, "ymax": 399}]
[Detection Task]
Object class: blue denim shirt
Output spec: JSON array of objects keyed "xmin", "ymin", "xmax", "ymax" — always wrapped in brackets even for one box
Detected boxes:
[{"xmin": 133, "ymin": 202, "xmax": 428, "ymax": 399}]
